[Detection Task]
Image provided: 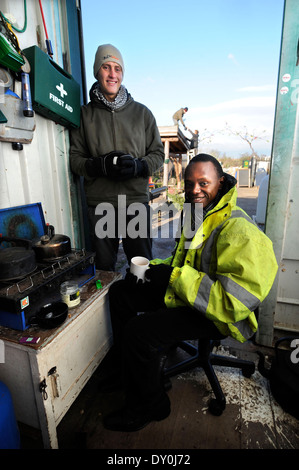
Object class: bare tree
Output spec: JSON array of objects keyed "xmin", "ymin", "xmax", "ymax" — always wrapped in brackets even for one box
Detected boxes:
[
  {"xmin": 224, "ymin": 123, "xmax": 269, "ymax": 157},
  {"xmin": 224, "ymin": 123, "xmax": 269, "ymax": 186},
  {"xmin": 194, "ymin": 128, "xmax": 216, "ymax": 148}
]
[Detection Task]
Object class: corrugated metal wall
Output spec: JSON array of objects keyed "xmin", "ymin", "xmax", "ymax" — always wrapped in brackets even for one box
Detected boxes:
[
  {"xmin": 257, "ymin": 0, "xmax": 299, "ymax": 346},
  {"xmin": 0, "ymin": 0, "xmax": 84, "ymax": 248}
]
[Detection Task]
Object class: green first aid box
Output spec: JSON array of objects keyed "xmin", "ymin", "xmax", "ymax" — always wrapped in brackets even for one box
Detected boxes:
[{"xmin": 23, "ymin": 46, "xmax": 80, "ymax": 128}]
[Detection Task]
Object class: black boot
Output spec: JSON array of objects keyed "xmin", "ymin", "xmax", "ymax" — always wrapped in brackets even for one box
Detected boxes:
[
  {"xmin": 97, "ymin": 346, "xmax": 123, "ymax": 393},
  {"xmin": 103, "ymin": 393, "xmax": 171, "ymax": 432},
  {"xmin": 159, "ymin": 354, "xmax": 172, "ymax": 392}
]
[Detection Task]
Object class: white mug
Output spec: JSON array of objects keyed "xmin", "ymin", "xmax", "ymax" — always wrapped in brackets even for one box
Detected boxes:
[{"xmin": 130, "ymin": 256, "xmax": 150, "ymax": 282}]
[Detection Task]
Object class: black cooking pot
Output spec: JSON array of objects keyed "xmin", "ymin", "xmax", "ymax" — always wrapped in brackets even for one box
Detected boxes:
[
  {"xmin": 32, "ymin": 225, "xmax": 71, "ymax": 261},
  {"xmin": 34, "ymin": 302, "xmax": 68, "ymax": 329},
  {"xmin": 0, "ymin": 236, "xmax": 36, "ymax": 280}
]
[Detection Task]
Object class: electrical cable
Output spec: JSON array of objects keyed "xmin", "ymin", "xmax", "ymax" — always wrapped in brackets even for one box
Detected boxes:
[
  {"xmin": 0, "ymin": 0, "xmax": 27, "ymax": 33},
  {"xmin": 38, "ymin": 0, "xmax": 53, "ymax": 57},
  {"xmin": 38, "ymin": 0, "xmax": 49, "ymax": 40}
]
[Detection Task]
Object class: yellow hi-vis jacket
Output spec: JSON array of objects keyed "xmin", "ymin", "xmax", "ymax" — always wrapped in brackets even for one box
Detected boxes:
[{"xmin": 151, "ymin": 184, "xmax": 278, "ymax": 343}]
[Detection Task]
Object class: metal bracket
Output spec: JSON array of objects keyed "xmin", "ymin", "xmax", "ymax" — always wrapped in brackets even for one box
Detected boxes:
[{"xmin": 39, "ymin": 378, "xmax": 48, "ymax": 400}]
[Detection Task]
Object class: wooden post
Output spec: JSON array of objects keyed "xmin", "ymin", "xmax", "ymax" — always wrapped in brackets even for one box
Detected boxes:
[
  {"xmin": 170, "ymin": 155, "xmax": 182, "ymax": 190},
  {"xmin": 163, "ymin": 140, "xmax": 169, "ymax": 187}
]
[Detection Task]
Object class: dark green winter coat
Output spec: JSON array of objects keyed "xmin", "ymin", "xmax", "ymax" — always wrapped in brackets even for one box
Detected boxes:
[{"xmin": 70, "ymin": 87, "xmax": 164, "ymax": 207}]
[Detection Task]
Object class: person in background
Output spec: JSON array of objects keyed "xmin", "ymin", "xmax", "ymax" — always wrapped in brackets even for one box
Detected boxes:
[
  {"xmin": 186, "ymin": 128, "xmax": 199, "ymax": 151},
  {"xmin": 172, "ymin": 107, "xmax": 188, "ymax": 130},
  {"xmin": 69, "ymin": 44, "xmax": 164, "ymax": 271},
  {"xmin": 102, "ymin": 153, "xmax": 278, "ymax": 432}
]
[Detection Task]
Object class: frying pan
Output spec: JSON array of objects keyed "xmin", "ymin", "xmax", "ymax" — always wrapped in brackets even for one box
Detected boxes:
[{"xmin": 32, "ymin": 302, "xmax": 68, "ymax": 329}]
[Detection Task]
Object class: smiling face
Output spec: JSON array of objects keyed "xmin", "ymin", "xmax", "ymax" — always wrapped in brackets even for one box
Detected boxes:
[
  {"xmin": 96, "ymin": 61, "xmax": 123, "ymax": 101},
  {"xmin": 185, "ymin": 161, "xmax": 224, "ymax": 208}
]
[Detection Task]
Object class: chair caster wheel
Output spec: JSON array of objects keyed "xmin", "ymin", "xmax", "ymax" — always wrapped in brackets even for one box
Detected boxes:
[
  {"xmin": 242, "ymin": 363, "xmax": 255, "ymax": 378},
  {"xmin": 208, "ymin": 398, "xmax": 225, "ymax": 416}
]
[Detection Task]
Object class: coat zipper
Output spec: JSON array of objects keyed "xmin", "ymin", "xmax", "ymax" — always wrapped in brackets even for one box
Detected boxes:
[{"xmin": 111, "ymin": 110, "xmax": 116, "ymax": 147}]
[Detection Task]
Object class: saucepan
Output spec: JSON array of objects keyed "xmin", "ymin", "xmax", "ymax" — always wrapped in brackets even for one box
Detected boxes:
[{"xmin": 0, "ymin": 236, "xmax": 36, "ymax": 280}]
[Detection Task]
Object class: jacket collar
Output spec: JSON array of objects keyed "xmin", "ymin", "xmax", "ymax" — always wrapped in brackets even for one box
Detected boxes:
[{"xmin": 205, "ymin": 172, "xmax": 237, "ymax": 218}]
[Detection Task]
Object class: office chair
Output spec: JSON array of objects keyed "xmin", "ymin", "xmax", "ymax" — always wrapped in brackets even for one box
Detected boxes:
[{"xmin": 164, "ymin": 336, "xmax": 256, "ymax": 416}]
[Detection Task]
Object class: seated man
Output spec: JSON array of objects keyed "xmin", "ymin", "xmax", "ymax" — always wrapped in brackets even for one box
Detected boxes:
[{"xmin": 103, "ymin": 153, "xmax": 278, "ymax": 432}]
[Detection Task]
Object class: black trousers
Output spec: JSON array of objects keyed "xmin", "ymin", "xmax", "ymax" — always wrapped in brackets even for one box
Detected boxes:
[
  {"xmin": 108, "ymin": 279, "xmax": 225, "ymax": 409},
  {"xmin": 88, "ymin": 203, "xmax": 152, "ymax": 271}
]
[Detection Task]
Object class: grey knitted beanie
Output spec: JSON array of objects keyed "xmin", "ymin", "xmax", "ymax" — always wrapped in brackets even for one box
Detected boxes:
[{"xmin": 93, "ymin": 44, "xmax": 124, "ymax": 78}]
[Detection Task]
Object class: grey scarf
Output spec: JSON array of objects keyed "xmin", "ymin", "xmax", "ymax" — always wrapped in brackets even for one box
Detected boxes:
[{"xmin": 93, "ymin": 83, "xmax": 128, "ymax": 110}]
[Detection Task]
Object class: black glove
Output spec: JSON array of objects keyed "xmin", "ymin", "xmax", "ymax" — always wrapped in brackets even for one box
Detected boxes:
[
  {"xmin": 134, "ymin": 158, "xmax": 149, "ymax": 177},
  {"xmin": 117, "ymin": 154, "xmax": 149, "ymax": 179},
  {"xmin": 124, "ymin": 268, "xmax": 144, "ymax": 286},
  {"xmin": 145, "ymin": 264, "xmax": 173, "ymax": 292},
  {"xmin": 85, "ymin": 151, "xmax": 127, "ymax": 179}
]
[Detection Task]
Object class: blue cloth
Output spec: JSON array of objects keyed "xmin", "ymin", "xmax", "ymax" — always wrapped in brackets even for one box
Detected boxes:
[
  {"xmin": 5, "ymin": 89, "xmax": 20, "ymax": 98},
  {"xmin": 0, "ymin": 381, "xmax": 20, "ymax": 449}
]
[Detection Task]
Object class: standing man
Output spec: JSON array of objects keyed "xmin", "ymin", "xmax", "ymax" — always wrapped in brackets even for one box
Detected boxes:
[
  {"xmin": 172, "ymin": 107, "xmax": 188, "ymax": 130},
  {"xmin": 102, "ymin": 153, "xmax": 278, "ymax": 432},
  {"xmin": 70, "ymin": 44, "xmax": 164, "ymax": 271}
]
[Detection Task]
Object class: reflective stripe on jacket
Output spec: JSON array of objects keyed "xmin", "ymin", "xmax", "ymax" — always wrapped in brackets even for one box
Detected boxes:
[{"xmin": 151, "ymin": 184, "xmax": 278, "ymax": 343}]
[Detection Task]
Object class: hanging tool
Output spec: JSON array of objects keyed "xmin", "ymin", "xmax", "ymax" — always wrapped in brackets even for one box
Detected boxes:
[
  {"xmin": 0, "ymin": 12, "xmax": 24, "ymax": 71},
  {"xmin": 21, "ymin": 54, "xmax": 34, "ymax": 117},
  {"xmin": 38, "ymin": 0, "xmax": 53, "ymax": 58}
]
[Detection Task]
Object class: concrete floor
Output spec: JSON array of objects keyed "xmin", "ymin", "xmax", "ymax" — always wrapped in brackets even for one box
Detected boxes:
[
  {"xmin": 20, "ymin": 186, "xmax": 299, "ymax": 450},
  {"xmin": 55, "ymin": 340, "xmax": 299, "ymax": 450}
]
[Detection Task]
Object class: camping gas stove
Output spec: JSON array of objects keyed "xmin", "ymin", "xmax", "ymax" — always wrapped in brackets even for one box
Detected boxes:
[
  {"xmin": 0, "ymin": 203, "xmax": 95, "ymax": 330},
  {"xmin": 0, "ymin": 248, "xmax": 95, "ymax": 330}
]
